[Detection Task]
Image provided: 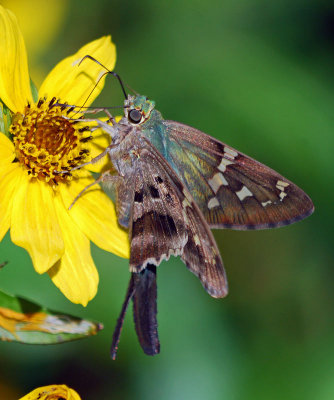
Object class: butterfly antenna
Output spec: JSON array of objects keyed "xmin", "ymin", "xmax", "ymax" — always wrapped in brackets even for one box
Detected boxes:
[
  {"xmin": 57, "ymin": 55, "xmax": 128, "ymax": 116},
  {"xmin": 71, "ymin": 70, "xmax": 110, "ymax": 115},
  {"xmin": 79, "ymin": 55, "xmax": 127, "ymax": 99},
  {"xmin": 125, "ymin": 83, "xmax": 139, "ymax": 96}
]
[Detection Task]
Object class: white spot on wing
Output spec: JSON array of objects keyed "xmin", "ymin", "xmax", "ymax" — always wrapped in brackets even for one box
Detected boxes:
[
  {"xmin": 208, "ymin": 173, "xmax": 228, "ymax": 193},
  {"xmin": 236, "ymin": 186, "xmax": 253, "ymax": 201},
  {"xmin": 218, "ymin": 158, "xmax": 234, "ymax": 172},
  {"xmin": 277, "ymin": 180, "xmax": 289, "ymax": 187},
  {"xmin": 224, "ymin": 146, "xmax": 238, "ymax": 159},
  {"xmin": 261, "ymin": 200, "xmax": 272, "ymax": 207},
  {"xmin": 208, "ymin": 197, "xmax": 220, "ymax": 209},
  {"xmin": 276, "ymin": 180, "xmax": 289, "ymax": 201},
  {"xmin": 194, "ymin": 234, "xmax": 201, "ymax": 246},
  {"xmin": 279, "ymin": 192, "xmax": 287, "ymax": 201},
  {"xmin": 276, "ymin": 180, "xmax": 289, "ymax": 191}
]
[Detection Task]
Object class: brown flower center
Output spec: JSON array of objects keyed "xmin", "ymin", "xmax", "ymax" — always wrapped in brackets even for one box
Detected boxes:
[{"xmin": 10, "ymin": 98, "xmax": 92, "ymax": 186}]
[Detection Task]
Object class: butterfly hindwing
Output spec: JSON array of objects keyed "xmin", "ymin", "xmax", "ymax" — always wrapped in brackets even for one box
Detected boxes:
[
  {"xmin": 132, "ymin": 264, "xmax": 160, "ymax": 356},
  {"xmin": 180, "ymin": 191, "xmax": 228, "ymax": 298},
  {"xmin": 129, "ymin": 143, "xmax": 228, "ymax": 298},
  {"xmin": 110, "ymin": 265, "xmax": 160, "ymax": 359},
  {"xmin": 129, "ymin": 148, "xmax": 188, "ymax": 272},
  {"xmin": 163, "ymin": 120, "xmax": 314, "ymax": 229}
]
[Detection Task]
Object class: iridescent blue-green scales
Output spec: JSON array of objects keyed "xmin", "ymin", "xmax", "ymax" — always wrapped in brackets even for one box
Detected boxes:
[{"xmin": 70, "ymin": 94, "xmax": 313, "ymax": 358}]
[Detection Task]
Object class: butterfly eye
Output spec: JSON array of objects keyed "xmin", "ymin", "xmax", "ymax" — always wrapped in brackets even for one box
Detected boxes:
[{"xmin": 128, "ymin": 109, "xmax": 143, "ymax": 124}]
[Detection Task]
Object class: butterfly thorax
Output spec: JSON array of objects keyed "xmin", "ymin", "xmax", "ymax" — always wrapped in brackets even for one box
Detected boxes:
[
  {"xmin": 105, "ymin": 96, "xmax": 173, "ymax": 230},
  {"xmin": 107, "ymin": 130, "xmax": 142, "ymax": 174}
]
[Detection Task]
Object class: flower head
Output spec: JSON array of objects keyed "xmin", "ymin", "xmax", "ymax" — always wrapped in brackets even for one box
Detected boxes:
[
  {"xmin": 19, "ymin": 384, "xmax": 81, "ymax": 400},
  {"xmin": 0, "ymin": 6, "xmax": 129, "ymax": 306}
]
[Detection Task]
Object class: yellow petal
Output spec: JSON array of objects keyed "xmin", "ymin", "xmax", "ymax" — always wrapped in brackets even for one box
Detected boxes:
[
  {"xmin": 39, "ymin": 36, "xmax": 116, "ymax": 106},
  {"xmin": 0, "ymin": 132, "xmax": 15, "ymax": 164},
  {"xmin": 0, "ymin": 6, "xmax": 33, "ymax": 113},
  {"xmin": 48, "ymin": 195, "xmax": 99, "ymax": 306},
  {"xmin": 0, "ymin": 160, "xmax": 21, "ymax": 241},
  {"xmin": 60, "ymin": 170, "xmax": 130, "ymax": 258},
  {"xmin": 19, "ymin": 384, "xmax": 81, "ymax": 400},
  {"xmin": 11, "ymin": 175, "xmax": 64, "ymax": 273}
]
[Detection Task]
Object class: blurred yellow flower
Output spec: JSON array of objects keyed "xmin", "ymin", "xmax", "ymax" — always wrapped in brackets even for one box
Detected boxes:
[
  {"xmin": 0, "ymin": 6, "xmax": 130, "ymax": 306},
  {"xmin": 3, "ymin": 0, "xmax": 69, "ymax": 86},
  {"xmin": 19, "ymin": 384, "xmax": 81, "ymax": 400},
  {"xmin": 2, "ymin": 0, "xmax": 68, "ymax": 59}
]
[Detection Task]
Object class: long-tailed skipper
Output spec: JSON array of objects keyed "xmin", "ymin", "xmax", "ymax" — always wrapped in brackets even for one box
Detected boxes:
[{"xmin": 65, "ymin": 67, "xmax": 314, "ymax": 358}]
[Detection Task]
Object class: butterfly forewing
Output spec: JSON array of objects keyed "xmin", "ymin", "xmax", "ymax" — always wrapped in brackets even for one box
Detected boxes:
[{"xmin": 163, "ymin": 120, "xmax": 314, "ymax": 229}]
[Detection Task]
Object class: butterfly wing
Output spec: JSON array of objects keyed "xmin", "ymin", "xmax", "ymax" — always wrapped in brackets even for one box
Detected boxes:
[
  {"xmin": 129, "ymin": 147, "xmax": 188, "ymax": 272},
  {"xmin": 129, "ymin": 143, "xmax": 227, "ymax": 298},
  {"xmin": 132, "ymin": 264, "xmax": 160, "ymax": 356},
  {"xmin": 110, "ymin": 265, "xmax": 160, "ymax": 359},
  {"xmin": 163, "ymin": 120, "xmax": 314, "ymax": 229}
]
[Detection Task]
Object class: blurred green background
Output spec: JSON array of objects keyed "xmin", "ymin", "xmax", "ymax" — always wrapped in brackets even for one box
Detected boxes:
[{"xmin": 0, "ymin": 0, "xmax": 333, "ymax": 399}]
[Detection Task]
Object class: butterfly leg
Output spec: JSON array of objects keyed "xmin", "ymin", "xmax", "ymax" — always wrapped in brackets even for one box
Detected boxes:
[
  {"xmin": 82, "ymin": 107, "xmax": 116, "ymax": 124},
  {"xmin": 70, "ymin": 143, "xmax": 117, "ymax": 172},
  {"xmin": 72, "ymin": 117, "xmax": 118, "ymax": 139},
  {"xmin": 76, "ymin": 106, "xmax": 117, "ymax": 124},
  {"xmin": 68, "ymin": 171, "xmax": 121, "ymax": 210}
]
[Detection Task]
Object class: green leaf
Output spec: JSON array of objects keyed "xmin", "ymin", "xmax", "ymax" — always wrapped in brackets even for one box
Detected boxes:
[
  {"xmin": 30, "ymin": 78, "xmax": 39, "ymax": 103},
  {"xmin": 0, "ymin": 100, "xmax": 13, "ymax": 139},
  {"xmin": 0, "ymin": 289, "xmax": 103, "ymax": 344}
]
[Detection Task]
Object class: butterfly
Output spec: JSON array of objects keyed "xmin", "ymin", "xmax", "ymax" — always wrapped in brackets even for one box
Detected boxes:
[{"xmin": 67, "ymin": 90, "xmax": 314, "ymax": 359}]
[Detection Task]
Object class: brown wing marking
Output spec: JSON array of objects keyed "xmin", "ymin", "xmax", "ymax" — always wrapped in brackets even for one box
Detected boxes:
[
  {"xmin": 129, "ymin": 148, "xmax": 188, "ymax": 272},
  {"xmin": 130, "ymin": 142, "xmax": 228, "ymax": 298},
  {"xmin": 164, "ymin": 120, "xmax": 314, "ymax": 229}
]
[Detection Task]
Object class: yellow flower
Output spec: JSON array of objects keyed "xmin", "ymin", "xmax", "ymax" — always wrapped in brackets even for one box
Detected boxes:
[
  {"xmin": 2, "ymin": 0, "xmax": 68, "ymax": 57},
  {"xmin": 0, "ymin": 6, "xmax": 130, "ymax": 306},
  {"xmin": 19, "ymin": 384, "xmax": 81, "ymax": 400}
]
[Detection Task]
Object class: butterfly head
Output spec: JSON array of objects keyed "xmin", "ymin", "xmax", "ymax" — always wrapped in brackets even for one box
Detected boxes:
[{"xmin": 124, "ymin": 95, "xmax": 156, "ymax": 125}]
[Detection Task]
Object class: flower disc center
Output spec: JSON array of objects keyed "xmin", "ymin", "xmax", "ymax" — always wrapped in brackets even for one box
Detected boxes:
[{"xmin": 10, "ymin": 98, "xmax": 91, "ymax": 185}]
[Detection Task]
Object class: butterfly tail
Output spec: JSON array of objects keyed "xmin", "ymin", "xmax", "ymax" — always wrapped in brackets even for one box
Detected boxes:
[{"xmin": 132, "ymin": 264, "xmax": 160, "ymax": 356}]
